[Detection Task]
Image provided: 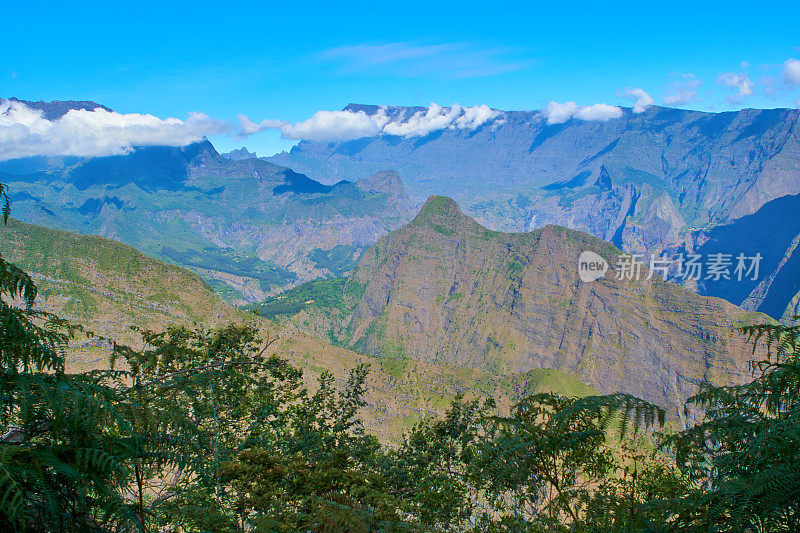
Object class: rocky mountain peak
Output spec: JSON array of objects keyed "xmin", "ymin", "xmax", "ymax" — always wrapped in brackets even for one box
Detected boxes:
[
  {"xmin": 330, "ymin": 197, "xmax": 768, "ymax": 419},
  {"xmin": 182, "ymin": 139, "xmax": 220, "ymax": 160},
  {"xmin": 356, "ymin": 170, "xmax": 409, "ymax": 200},
  {"xmin": 413, "ymin": 195, "xmax": 466, "ymax": 226},
  {"xmin": 222, "ymin": 147, "xmax": 258, "ymax": 161}
]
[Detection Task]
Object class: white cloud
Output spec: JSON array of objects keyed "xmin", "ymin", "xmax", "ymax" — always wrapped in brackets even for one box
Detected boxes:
[
  {"xmin": 282, "ymin": 110, "xmax": 384, "ymax": 142},
  {"xmin": 575, "ymin": 103, "xmax": 624, "ymax": 121},
  {"xmin": 543, "ymin": 101, "xmax": 622, "ymax": 124},
  {"xmin": 237, "ymin": 114, "xmax": 284, "ymax": 136},
  {"xmin": 784, "ymin": 58, "xmax": 800, "ymax": 86},
  {"xmin": 543, "ymin": 101, "xmax": 579, "ymax": 124},
  {"xmin": 663, "ymin": 73, "xmax": 702, "ymax": 106},
  {"xmin": 619, "ymin": 87, "xmax": 654, "ymax": 113},
  {"xmin": 717, "ymin": 70, "xmax": 754, "ymax": 101},
  {"xmin": 238, "ymin": 103, "xmax": 502, "ymax": 142},
  {"xmin": 0, "ymin": 100, "xmax": 229, "ymax": 161},
  {"xmin": 454, "ymin": 104, "xmax": 499, "ymax": 129},
  {"xmin": 381, "ymin": 104, "xmax": 463, "ymax": 137}
]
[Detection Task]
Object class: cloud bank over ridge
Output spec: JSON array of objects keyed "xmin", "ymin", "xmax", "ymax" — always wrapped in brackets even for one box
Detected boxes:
[
  {"xmin": 1, "ymin": 98, "xmax": 635, "ymax": 160},
  {"xmin": 619, "ymin": 87, "xmax": 654, "ymax": 113},
  {"xmin": 238, "ymin": 103, "xmax": 504, "ymax": 143},
  {"xmin": 542, "ymin": 101, "xmax": 623, "ymax": 124},
  {"xmin": 0, "ymin": 100, "xmax": 229, "ymax": 161}
]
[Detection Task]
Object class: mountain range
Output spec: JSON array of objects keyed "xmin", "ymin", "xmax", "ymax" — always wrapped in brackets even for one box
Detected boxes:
[
  {"xmin": 268, "ymin": 104, "xmax": 800, "ymax": 319},
  {"xmin": 2, "ymin": 199, "xmax": 767, "ymax": 429},
  {"xmin": 3, "ymin": 98, "xmax": 799, "ymax": 319},
  {"xmin": 0, "ymin": 119, "xmax": 773, "ymax": 423}
]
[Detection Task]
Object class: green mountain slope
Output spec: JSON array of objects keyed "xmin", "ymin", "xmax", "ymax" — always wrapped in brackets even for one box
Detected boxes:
[
  {"xmin": 0, "ymin": 218, "xmax": 242, "ymax": 344},
  {"xmin": 262, "ymin": 196, "xmax": 768, "ymax": 420}
]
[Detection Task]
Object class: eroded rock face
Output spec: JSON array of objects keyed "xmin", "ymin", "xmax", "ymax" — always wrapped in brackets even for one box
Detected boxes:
[
  {"xmin": 686, "ymin": 193, "xmax": 800, "ymax": 321},
  {"xmin": 356, "ymin": 170, "xmax": 410, "ymax": 203},
  {"xmin": 324, "ymin": 197, "xmax": 767, "ymax": 419}
]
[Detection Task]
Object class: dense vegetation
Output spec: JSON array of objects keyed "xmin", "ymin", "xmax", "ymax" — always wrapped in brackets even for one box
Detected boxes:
[
  {"xmin": 161, "ymin": 246, "xmax": 297, "ymax": 293},
  {"xmin": 244, "ymin": 277, "xmax": 364, "ymax": 322},
  {"xmin": 1, "ymin": 187, "xmax": 798, "ymax": 531},
  {"xmin": 307, "ymin": 245, "xmax": 362, "ymax": 278}
]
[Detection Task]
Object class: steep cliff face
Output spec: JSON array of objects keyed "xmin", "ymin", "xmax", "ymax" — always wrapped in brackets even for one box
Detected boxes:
[
  {"xmin": 270, "ymin": 106, "xmax": 800, "ymax": 234},
  {"xmin": 0, "ymin": 97, "xmax": 112, "ymax": 120},
  {"xmin": 294, "ymin": 197, "xmax": 767, "ymax": 418},
  {"xmin": 688, "ymin": 193, "xmax": 800, "ymax": 320}
]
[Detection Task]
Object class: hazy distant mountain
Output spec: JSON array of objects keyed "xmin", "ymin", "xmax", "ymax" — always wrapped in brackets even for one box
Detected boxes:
[
  {"xmin": 264, "ymin": 196, "xmax": 768, "ymax": 419},
  {"xmin": 1, "ymin": 97, "xmax": 112, "ymax": 119},
  {"xmin": 267, "ymin": 104, "xmax": 800, "ymax": 318},
  {"xmin": 222, "ymin": 147, "xmax": 258, "ymax": 160},
  {"xmin": 0, "ymin": 138, "xmax": 414, "ymax": 304},
  {"xmin": 269, "ymin": 105, "xmax": 800, "ymax": 232}
]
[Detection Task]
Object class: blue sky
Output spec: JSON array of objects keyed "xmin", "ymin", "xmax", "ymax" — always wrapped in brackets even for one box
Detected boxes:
[{"xmin": 3, "ymin": 0, "xmax": 800, "ymax": 156}]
